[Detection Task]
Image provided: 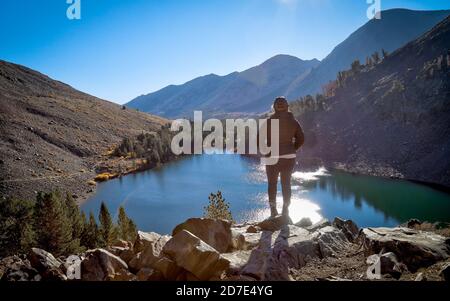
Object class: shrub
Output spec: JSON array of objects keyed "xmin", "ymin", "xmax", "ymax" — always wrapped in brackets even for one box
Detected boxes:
[
  {"xmin": 94, "ymin": 173, "xmax": 117, "ymax": 182},
  {"xmin": 203, "ymin": 191, "xmax": 233, "ymax": 222}
]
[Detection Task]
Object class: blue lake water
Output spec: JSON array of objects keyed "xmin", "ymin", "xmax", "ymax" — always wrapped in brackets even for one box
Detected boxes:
[{"xmin": 82, "ymin": 155, "xmax": 450, "ymax": 234}]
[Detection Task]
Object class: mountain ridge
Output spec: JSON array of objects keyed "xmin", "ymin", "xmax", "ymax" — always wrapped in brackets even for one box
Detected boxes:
[
  {"xmin": 286, "ymin": 8, "xmax": 450, "ymax": 98},
  {"xmin": 127, "ymin": 55, "xmax": 320, "ymax": 118},
  {"xmin": 127, "ymin": 9, "xmax": 450, "ymax": 118},
  {"xmin": 0, "ymin": 60, "xmax": 168, "ymax": 201},
  {"xmin": 295, "ymin": 14, "xmax": 450, "ymax": 187}
]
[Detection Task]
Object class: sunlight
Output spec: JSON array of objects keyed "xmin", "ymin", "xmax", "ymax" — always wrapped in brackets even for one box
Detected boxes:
[
  {"xmin": 247, "ymin": 193, "xmax": 323, "ymax": 225},
  {"xmin": 281, "ymin": 196, "xmax": 323, "ymax": 224},
  {"xmin": 292, "ymin": 167, "xmax": 329, "ymax": 182}
]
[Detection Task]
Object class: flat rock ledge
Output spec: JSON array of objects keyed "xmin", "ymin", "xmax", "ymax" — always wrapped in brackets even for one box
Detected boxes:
[{"xmin": 1, "ymin": 216, "xmax": 449, "ymax": 281}]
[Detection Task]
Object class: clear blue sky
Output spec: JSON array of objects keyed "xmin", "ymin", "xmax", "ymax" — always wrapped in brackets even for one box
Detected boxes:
[{"xmin": 1, "ymin": 0, "xmax": 449, "ymax": 104}]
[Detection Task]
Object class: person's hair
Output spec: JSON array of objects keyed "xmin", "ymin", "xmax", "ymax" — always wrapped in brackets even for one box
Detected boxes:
[
  {"xmin": 272, "ymin": 96, "xmax": 289, "ymax": 113},
  {"xmin": 274, "ymin": 96, "xmax": 288, "ymax": 104}
]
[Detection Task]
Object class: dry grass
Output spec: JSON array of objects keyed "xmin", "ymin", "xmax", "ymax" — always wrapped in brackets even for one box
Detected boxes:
[{"xmin": 94, "ymin": 172, "xmax": 117, "ymax": 182}]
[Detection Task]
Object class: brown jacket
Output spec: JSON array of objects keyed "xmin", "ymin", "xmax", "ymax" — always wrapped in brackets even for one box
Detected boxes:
[{"xmin": 263, "ymin": 111, "xmax": 305, "ymax": 156}]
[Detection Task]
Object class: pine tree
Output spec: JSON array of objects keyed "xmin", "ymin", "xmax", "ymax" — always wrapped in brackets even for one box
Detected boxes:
[
  {"xmin": 34, "ymin": 191, "xmax": 73, "ymax": 256},
  {"xmin": 81, "ymin": 211, "xmax": 100, "ymax": 249},
  {"xmin": 381, "ymin": 49, "xmax": 389, "ymax": 59},
  {"xmin": 64, "ymin": 193, "xmax": 84, "ymax": 253},
  {"xmin": 351, "ymin": 59, "xmax": 361, "ymax": 74},
  {"xmin": 98, "ymin": 202, "xmax": 116, "ymax": 247},
  {"xmin": 0, "ymin": 198, "xmax": 35, "ymax": 257},
  {"xmin": 372, "ymin": 51, "xmax": 380, "ymax": 64},
  {"xmin": 203, "ymin": 191, "xmax": 233, "ymax": 222},
  {"xmin": 127, "ymin": 219, "xmax": 138, "ymax": 242},
  {"xmin": 117, "ymin": 206, "xmax": 138, "ymax": 242},
  {"xmin": 117, "ymin": 206, "xmax": 129, "ymax": 241}
]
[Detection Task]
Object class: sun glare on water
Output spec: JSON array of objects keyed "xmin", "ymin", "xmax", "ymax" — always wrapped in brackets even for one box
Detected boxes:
[
  {"xmin": 244, "ymin": 166, "xmax": 328, "ymax": 224},
  {"xmin": 292, "ymin": 167, "xmax": 329, "ymax": 182}
]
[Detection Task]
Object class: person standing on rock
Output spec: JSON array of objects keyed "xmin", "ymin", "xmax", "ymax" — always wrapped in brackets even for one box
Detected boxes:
[{"xmin": 263, "ymin": 97, "xmax": 304, "ymax": 218}]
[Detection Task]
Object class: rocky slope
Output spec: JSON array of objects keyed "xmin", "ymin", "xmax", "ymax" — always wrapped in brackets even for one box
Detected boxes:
[
  {"xmin": 1, "ymin": 217, "xmax": 449, "ymax": 281},
  {"xmin": 297, "ymin": 15, "xmax": 450, "ymax": 187},
  {"xmin": 287, "ymin": 8, "xmax": 450, "ymax": 98},
  {"xmin": 127, "ymin": 55, "xmax": 319, "ymax": 118},
  {"xmin": 0, "ymin": 60, "xmax": 168, "ymax": 201}
]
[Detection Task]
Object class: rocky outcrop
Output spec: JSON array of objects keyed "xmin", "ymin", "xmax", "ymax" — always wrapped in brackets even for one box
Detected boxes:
[
  {"xmin": 81, "ymin": 249, "xmax": 134, "ymax": 281},
  {"xmin": 366, "ymin": 252, "xmax": 407, "ymax": 279},
  {"xmin": 128, "ymin": 232, "xmax": 171, "ymax": 272},
  {"xmin": 28, "ymin": 248, "xmax": 67, "ymax": 281},
  {"xmin": 162, "ymin": 230, "xmax": 230, "ymax": 280},
  {"xmin": 0, "ymin": 256, "xmax": 40, "ymax": 281},
  {"xmin": 2, "ymin": 217, "xmax": 450, "ymax": 281},
  {"xmin": 361, "ymin": 227, "xmax": 450, "ymax": 272},
  {"xmin": 172, "ymin": 218, "xmax": 233, "ymax": 253}
]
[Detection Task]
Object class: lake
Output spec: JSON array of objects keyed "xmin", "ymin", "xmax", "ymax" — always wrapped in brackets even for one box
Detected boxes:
[{"xmin": 82, "ymin": 155, "xmax": 450, "ymax": 234}]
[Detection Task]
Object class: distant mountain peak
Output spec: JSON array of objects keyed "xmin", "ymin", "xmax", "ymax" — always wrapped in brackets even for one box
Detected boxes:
[{"xmin": 126, "ymin": 9, "xmax": 449, "ymax": 118}]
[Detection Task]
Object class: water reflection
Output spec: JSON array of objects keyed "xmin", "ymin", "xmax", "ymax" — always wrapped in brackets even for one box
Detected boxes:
[
  {"xmin": 83, "ymin": 155, "xmax": 450, "ymax": 234},
  {"xmin": 242, "ymin": 160, "xmax": 450, "ymax": 227}
]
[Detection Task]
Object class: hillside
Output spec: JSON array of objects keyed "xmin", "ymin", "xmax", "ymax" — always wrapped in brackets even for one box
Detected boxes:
[
  {"xmin": 287, "ymin": 8, "xmax": 450, "ymax": 98},
  {"xmin": 127, "ymin": 55, "xmax": 319, "ymax": 118},
  {"xmin": 296, "ymin": 15, "xmax": 450, "ymax": 187},
  {"xmin": 0, "ymin": 60, "xmax": 168, "ymax": 201},
  {"xmin": 127, "ymin": 9, "xmax": 449, "ymax": 118}
]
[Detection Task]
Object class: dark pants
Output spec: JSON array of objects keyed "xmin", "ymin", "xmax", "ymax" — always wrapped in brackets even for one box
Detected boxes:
[{"xmin": 265, "ymin": 158, "xmax": 296, "ymax": 208}]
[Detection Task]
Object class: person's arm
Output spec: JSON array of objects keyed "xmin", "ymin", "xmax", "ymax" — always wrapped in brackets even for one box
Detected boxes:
[{"xmin": 294, "ymin": 120, "xmax": 305, "ymax": 150}]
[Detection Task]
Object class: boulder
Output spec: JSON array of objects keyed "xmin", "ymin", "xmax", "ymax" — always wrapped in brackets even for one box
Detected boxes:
[
  {"xmin": 361, "ymin": 227, "xmax": 450, "ymax": 272},
  {"xmin": 152, "ymin": 256, "xmax": 183, "ymax": 280},
  {"xmin": 256, "ymin": 215, "xmax": 293, "ymax": 232},
  {"xmin": 112, "ymin": 240, "xmax": 131, "ymax": 249},
  {"xmin": 316, "ymin": 226, "xmax": 351, "ymax": 257},
  {"xmin": 296, "ymin": 217, "xmax": 313, "ymax": 228},
  {"xmin": 0, "ymin": 256, "xmax": 40, "ymax": 281},
  {"xmin": 109, "ymin": 246, "xmax": 135, "ymax": 265},
  {"xmin": 233, "ymin": 224, "xmax": 353, "ymax": 280},
  {"xmin": 162, "ymin": 230, "xmax": 230, "ymax": 280},
  {"xmin": 306, "ymin": 218, "xmax": 331, "ymax": 232},
  {"xmin": 136, "ymin": 268, "xmax": 164, "ymax": 281},
  {"xmin": 81, "ymin": 249, "xmax": 134, "ymax": 281},
  {"xmin": 440, "ymin": 262, "xmax": 450, "ymax": 281},
  {"xmin": 222, "ymin": 250, "xmax": 252, "ymax": 275},
  {"xmin": 333, "ymin": 218, "xmax": 359, "ymax": 241},
  {"xmin": 134, "ymin": 231, "xmax": 164, "ymax": 254},
  {"xmin": 172, "ymin": 218, "xmax": 232, "ymax": 253},
  {"xmin": 230, "ymin": 228, "xmax": 262, "ymax": 251},
  {"xmin": 366, "ymin": 252, "xmax": 407, "ymax": 279},
  {"xmin": 129, "ymin": 235, "xmax": 171, "ymax": 272},
  {"xmin": 29, "ymin": 248, "xmax": 66, "ymax": 281},
  {"xmin": 239, "ymin": 226, "xmax": 311, "ymax": 280}
]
